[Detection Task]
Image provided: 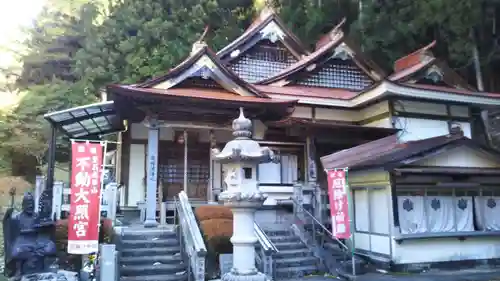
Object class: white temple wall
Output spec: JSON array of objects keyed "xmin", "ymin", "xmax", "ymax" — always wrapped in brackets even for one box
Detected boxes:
[
  {"xmin": 292, "ymin": 101, "xmax": 390, "ymax": 125},
  {"xmin": 392, "ymin": 238, "xmax": 500, "ymax": 264},
  {"xmin": 128, "ymin": 143, "xmax": 145, "ymax": 206},
  {"xmin": 349, "ymin": 170, "xmax": 393, "ymax": 258},
  {"xmin": 395, "ymin": 118, "xmax": 471, "ymax": 142},
  {"xmin": 415, "ymin": 146, "xmax": 500, "ymax": 168},
  {"xmin": 353, "ymin": 186, "xmax": 392, "ymax": 256}
]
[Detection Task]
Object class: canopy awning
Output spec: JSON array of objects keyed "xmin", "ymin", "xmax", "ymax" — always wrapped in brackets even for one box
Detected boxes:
[{"xmin": 44, "ymin": 101, "xmax": 125, "ymax": 139}]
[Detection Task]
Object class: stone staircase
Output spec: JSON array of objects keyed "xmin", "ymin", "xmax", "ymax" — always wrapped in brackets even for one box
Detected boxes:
[
  {"xmin": 117, "ymin": 227, "xmax": 188, "ymax": 281},
  {"xmin": 266, "ymin": 230, "xmax": 320, "ymax": 279}
]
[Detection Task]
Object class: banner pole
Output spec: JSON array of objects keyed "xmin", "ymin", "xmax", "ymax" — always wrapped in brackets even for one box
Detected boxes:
[
  {"xmin": 345, "ymin": 167, "xmax": 356, "ymax": 276},
  {"xmin": 98, "ymin": 141, "xmax": 108, "ymax": 232}
]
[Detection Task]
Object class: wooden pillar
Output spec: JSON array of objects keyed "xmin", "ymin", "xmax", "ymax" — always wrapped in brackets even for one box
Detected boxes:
[
  {"xmin": 144, "ymin": 117, "xmax": 159, "ymax": 228},
  {"xmin": 306, "ymin": 136, "xmax": 323, "ymax": 223},
  {"xmin": 183, "ymin": 130, "xmax": 188, "ymax": 194}
]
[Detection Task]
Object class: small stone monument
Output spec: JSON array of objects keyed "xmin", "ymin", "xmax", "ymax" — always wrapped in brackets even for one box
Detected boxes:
[{"xmin": 212, "ymin": 108, "xmax": 275, "ymax": 281}]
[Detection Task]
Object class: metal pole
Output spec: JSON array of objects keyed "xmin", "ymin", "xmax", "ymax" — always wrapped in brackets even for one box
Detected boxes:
[
  {"xmin": 183, "ymin": 130, "xmax": 188, "ymax": 194},
  {"xmin": 45, "ymin": 124, "xmax": 57, "ymax": 198},
  {"xmin": 208, "ymin": 137, "xmax": 214, "ymax": 204},
  {"xmin": 343, "ymin": 167, "xmax": 356, "ymax": 276},
  {"xmin": 98, "ymin": 141, "xmax": 108, "ymax": 232}
]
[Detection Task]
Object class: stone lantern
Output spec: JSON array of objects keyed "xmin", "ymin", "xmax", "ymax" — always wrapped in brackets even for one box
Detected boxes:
[{"xmin": 212, "ymin": 108, "xmax": 275, "ymax": 281}]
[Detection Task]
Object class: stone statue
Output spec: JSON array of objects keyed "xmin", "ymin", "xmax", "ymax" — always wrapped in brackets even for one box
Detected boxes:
[{"xmin": 3, "ymin": 192, "xmax": 57, "ymax": 281}]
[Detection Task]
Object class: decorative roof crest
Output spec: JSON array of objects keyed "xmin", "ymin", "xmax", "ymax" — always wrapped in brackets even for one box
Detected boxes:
[{"xmin": 191, "ymin": 26, "xmax": 210, "ymax": 55}]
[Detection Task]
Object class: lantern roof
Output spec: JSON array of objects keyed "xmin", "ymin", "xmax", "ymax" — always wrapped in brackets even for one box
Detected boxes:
[{"xmin": 212, "ymin": 107, "xmax": 276, "ymax": 164}]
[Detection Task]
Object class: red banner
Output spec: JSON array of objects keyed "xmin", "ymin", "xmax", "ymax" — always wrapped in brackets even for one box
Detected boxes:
[
  {"xmin": 327, "ymin": 169, "xmax": 351, "ymax": 239},
  {"xmin": 68, "ymin": 142, "xmax": 103, "ymax": 254}
]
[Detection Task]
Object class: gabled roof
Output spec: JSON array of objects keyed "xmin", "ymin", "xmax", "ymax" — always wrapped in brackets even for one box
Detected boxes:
[
  {"xmin": 216, "ymin": 7, "xmax": 309, "ymax": 62},
  {"xmin": 389, "ymin": 41, "xmax": 475, "ymax": 91},
  {"xmin": 137, "ymin": 41, "xmax": 266, "ymax": 97},
  {"xmin": 257, "ymin": 19, "xmax": 385, "ymax": 86},
  {"xmin": 320, "ymin": 128, "xmax": 497, "ymax": 171}
]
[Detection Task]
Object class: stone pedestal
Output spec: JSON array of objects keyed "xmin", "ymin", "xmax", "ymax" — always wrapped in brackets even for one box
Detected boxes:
[
  {"xmin": 219, "ymin": 194, "xmax": 267, "ymax": 281},
  {"xmin": 212, "ymin": 108, "xmax": 276, "ymax": 281}
]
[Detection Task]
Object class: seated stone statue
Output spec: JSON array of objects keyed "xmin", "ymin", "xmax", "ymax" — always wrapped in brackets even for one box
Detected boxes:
[{"xmin": 3, "ymin": 192, "xmax": 57, "ymax": 281}]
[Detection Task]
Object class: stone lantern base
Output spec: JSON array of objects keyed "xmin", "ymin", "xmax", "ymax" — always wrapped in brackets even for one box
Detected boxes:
[{"xmin": 222, "ymin": 269, "xmax": 268, "ymax": 281}]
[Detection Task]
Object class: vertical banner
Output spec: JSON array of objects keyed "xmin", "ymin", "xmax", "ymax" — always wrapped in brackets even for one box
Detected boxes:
[
  {"xmin": 327, "ymin": 169, "xmax": 351, "ymax": 239},
  {"xmin": 68, "ymin": 142, "xmax": 104, "ymax": 254}
]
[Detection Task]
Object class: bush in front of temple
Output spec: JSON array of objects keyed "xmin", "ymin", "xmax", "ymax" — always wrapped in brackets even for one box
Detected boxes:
[
  {"xmin": 195, "ymin": 205, "xmax": 233, "ymax": 221},
  {"xmin": 195, "ymin": 205, "xmax": 234, "ymax": 278},
  {"xmin": 54, "ymin": 218, "xmax": 114, "ymax": 271}
]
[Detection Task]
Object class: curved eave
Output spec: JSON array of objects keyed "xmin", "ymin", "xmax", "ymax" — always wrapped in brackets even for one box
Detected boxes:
[
  {"xmin": 217, "ymin": 14, "xmax": 308, "ymax": 61},
  {"xmin": 136, "ymin": 45, "xmax": 266, "ymax": 98},
  {"xmin": 257, "ymin": 34, "xmax": 384, "ymax": 85},
  {"xmin": 107, "ymin": 84, "xmax": 297, "ymax": 121}
]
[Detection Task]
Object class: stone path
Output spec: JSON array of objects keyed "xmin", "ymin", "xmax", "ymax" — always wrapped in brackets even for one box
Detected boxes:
[{"xmin": 289, "ymin": 268, "xmax": 500, "ymax": 281}]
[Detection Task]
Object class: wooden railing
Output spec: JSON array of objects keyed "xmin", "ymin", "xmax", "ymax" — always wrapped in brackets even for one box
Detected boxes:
[{"xmin": 175, "ymin": 191, "xmax": 207, "ymax": 281}]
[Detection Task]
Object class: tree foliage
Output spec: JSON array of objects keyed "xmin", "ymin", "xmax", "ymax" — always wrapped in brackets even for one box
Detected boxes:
[{"xmin": 4, "ymin": 0, "xmax": 500, "ymax": 179}]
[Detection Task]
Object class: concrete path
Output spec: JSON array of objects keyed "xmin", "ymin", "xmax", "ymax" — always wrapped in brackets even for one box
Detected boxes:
[{"xmin": 289, "ymin": 268, "xmax": 500, "ymax": 281}]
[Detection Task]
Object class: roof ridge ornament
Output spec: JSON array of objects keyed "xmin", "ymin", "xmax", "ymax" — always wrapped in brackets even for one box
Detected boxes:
[
  {"xmin": 259, "ymin": 5, "xmax": 275, "ymax": 20},
  {"xmin": 191, "ymin": 25, "xmax": 210, "ymax": 55},
  {"xmin": 232, "ymin": 107, "xmax": 253, "ymax": 139}
]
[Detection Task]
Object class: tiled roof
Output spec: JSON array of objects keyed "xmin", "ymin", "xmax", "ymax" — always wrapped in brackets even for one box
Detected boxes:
[{"xmin": 320, "ymin": 129, "xmax": 477, "ymax": 171}]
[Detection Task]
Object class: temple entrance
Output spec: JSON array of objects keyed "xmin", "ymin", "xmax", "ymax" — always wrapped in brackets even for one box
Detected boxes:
[{"xmin": 151, "ymin": 130, "xmax": 211, "ymax": 202}]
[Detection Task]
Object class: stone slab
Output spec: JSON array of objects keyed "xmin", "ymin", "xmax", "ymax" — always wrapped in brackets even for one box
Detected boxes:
[
  {"xmin": 19, "ymin": 270, "xmax": 78, "ymax": 281},
  {"xmin": 219, "ymin": 254, "xmax": 233, "ymax": 276}
]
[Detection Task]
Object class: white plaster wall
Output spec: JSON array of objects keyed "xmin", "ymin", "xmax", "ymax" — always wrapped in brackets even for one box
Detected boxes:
[
  {"xmin": 393, "ymin": 100, "xmax": 469, "ymax": 118},
  {"xmin": 353, "ymin": 186, "xmax": 392, "ymax": 256},
  {"xmin": 415, "ymin": 146, "xmax": 500, "ymax": 168},
  {"xmin": 393, "ymin": 100, "xmax": 448, "ymax": 116},
  {"xmin": 354, "ymin": 190, "xmax": 369, "ymax": 232},
  {"xmin": 313, "ymin": 101, "xmax": 389, "ymax": 123},
  {"xmin": 363, "ymin": 117, "xmax": 392, "ymax": 128},
  {"xmin": 291, "ymin": 106, "xmax": 313, "ymax": 119},
  {"xmin": 127, "ymin": 144, "xmax": 145, "ymax": 206},
  {"xmin": 395, "ymin": 118, "xmax": 471, "ymax": 142},
  {"xmin": 369, "ymin": 188, "xmax": 390, "ymax": 235},
  {"xmin": 360, "ymin": 101, "xmax": 389, "ymax": 120},
  {"xmin": 392, "ymin": 237, "xmax": 500, "ymax": 264},
  {"xmin": 315, "ymin": 107, "xmax": 355, "ymax": 122}
]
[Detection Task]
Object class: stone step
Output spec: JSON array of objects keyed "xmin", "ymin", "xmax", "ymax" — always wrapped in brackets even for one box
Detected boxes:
[
  {"xmin": 273, "ymin": 241, "xmax": 308, "ymax": 251},
  {"xmin": 121, "ymin": 246, "xmax": 181, "ymax": 257},
  {"xmin": 120, "ymin": 273, "xmax": 188, "ymax": 281},
  {"xmin": 121, "ymin": 228, "xmax": 177, "ymax": 240},
  {"xmin": 121, "ymin": 238, "xmax": 179, "ymax": 249},
  {"xmin": 120, "ymin": 263, "xmax": 186, "ymax": 277},
  {"xmin": 264, "ymin": 230, "xmax": 289, "ymax": 237},
  {"xmin": 274, "ymin": 249, "xmax": 315, "ymax": 259},
  {"xmin": 274, "ymin": 264, "xmax": 319, "ymax": 278},
  {"xmin": 325, "ymin": 242, "xmax": 348, "ymax": 257},
  {"xmin": 268, "ymin": 235, "xmax": 301, "ymax": 243},
  {"xmin": 275, "ymin": 256, "xmax": 318, "ymax": 268},
  {"xmin": 121, "ymin": 254, "xmax": 183, "ymax": 266}
]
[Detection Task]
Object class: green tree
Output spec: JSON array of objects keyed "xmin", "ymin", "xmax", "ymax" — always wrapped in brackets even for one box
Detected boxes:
[
  {"xmin": 74, "ymin": 0, "xmax": 255, "ymax": 90},
  {"xmin": 269, "ymin": 0, "xmax": 359, "ymax": 48}
]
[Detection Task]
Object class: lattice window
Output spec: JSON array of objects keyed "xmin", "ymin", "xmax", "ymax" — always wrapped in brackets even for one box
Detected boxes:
[
  {"xmin": 230, "ymin": 40, "xmax": 298, "ymax": 83},
  {"xmin": 175, "ymin": 77, "xmax": 224, "ymax": 89},
  {"xmin": 157, "ymin": 142, "xmax": 210, "ymax": 199},
  {"xmin": 296, "ymin": 59, "xmax": 372, "ymax": 91}
]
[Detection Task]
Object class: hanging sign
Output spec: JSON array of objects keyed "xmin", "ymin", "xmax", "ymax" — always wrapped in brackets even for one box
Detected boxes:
[
  {"xmin": 68, "ymin": 142, "xmax": 104, "ymax": 254},
  {"xmin": 327, "ymin": 169, "xmax": 351, "ymax": 239}
]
